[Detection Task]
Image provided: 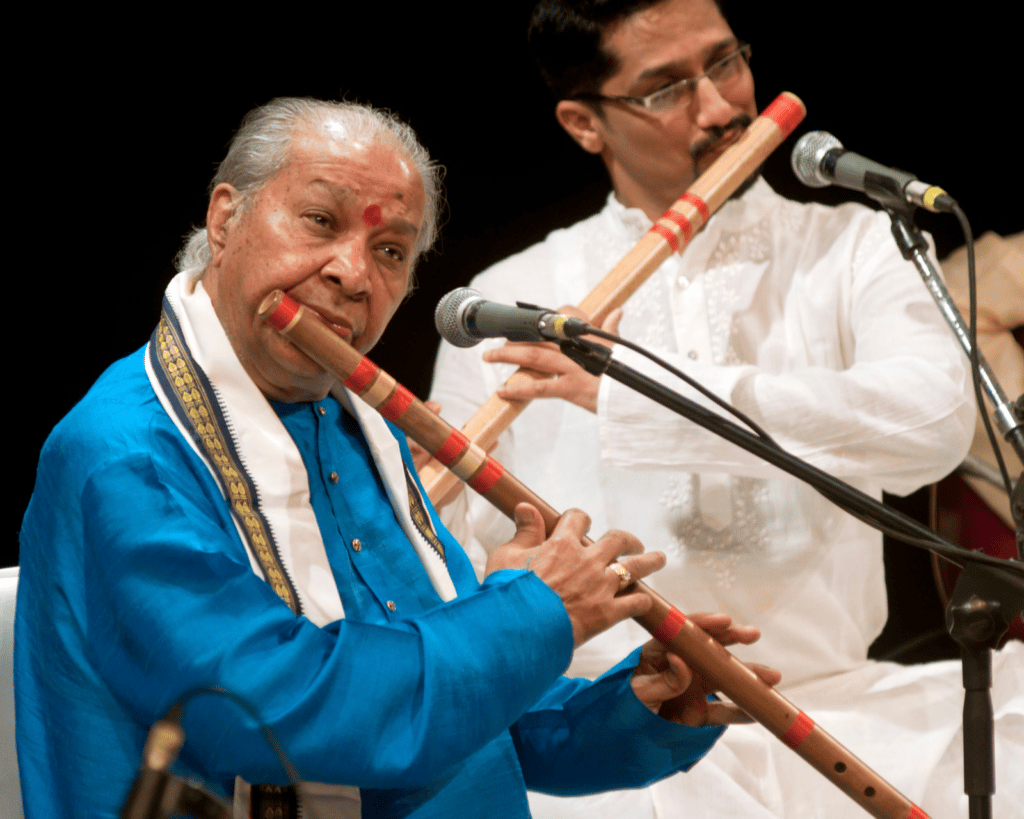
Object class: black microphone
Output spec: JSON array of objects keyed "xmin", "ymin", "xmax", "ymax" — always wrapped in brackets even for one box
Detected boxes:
[
  {"xmin": 121, "ymin": 713, "xmax": 185, "ymax": 819},
  {"xmin": 435, "ymin": 287, "xmax": 593, "ymax": 348},
  {"xmin": 791, "ymin": 130, "xmax": 955, "ymax": 213}
]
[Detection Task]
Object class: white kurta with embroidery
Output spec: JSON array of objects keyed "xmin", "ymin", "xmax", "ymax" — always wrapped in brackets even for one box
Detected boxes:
[{"xmin": 430, "ymin": 179, "xmax": 1024, "ymax": 819}]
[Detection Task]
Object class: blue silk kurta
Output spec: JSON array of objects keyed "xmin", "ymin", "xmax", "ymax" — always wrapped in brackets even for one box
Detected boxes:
[{"xmin": 15, "ymin": 347, "xmax": 722, "ymax": 818}]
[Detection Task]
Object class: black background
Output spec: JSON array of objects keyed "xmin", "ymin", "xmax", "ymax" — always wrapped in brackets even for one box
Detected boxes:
[{"xmin": 11, "ymin": 4, "xmax": 1021, "ymax": 658}]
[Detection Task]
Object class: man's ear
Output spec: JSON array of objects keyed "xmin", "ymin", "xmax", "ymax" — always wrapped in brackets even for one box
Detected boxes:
[
  {"xmin": 555, "ymin": 100, "xmax": 606, "ymax": 155},
  {"xmin": 206, "ymin": 183, "xmax": 241, "ymax": 266}
]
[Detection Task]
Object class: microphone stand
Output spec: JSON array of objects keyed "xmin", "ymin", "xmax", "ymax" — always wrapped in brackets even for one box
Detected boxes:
[
  {"xmin": 881, "ymin": 201, "xmax": 1024, "ymax": 819},
  {"xmin": 557, "ymin": 336, "xmax": 1024, "ymax": 819}
]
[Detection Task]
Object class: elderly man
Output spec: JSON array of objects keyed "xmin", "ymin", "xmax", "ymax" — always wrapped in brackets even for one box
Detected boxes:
[
  {"xmin": 429, "ymin": 1, "xmax": 1023, "ymax": 817},
  {"xmin": 15, "ymin": 97, "xmax": 775, "ymax": 819}
]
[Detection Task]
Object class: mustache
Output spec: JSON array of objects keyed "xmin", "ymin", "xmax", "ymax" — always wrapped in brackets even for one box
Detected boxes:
[{"xmin": 690, "ymin": 113, "xmax": 755, "ymax": 165}]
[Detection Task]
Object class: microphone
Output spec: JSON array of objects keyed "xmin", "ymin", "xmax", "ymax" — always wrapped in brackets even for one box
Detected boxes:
[
  {"xmin": 121, "ymin": 713, "xmax": 185, "ymax": 819},
  {"xmin": 435, "ymin": 287, "xmax": 593, "ymax": 348},
  {"xmin": 791, "ymin": 130, "xmax": 955, "ymax": 213}
]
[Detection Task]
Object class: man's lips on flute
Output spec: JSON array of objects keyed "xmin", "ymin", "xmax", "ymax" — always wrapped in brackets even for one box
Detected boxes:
[{"xmin": 296, "ymin": 302, "xmax": 359, "ymax": 345}]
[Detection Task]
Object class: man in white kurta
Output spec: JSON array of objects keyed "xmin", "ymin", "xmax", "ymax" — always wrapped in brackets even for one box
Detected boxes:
[{"xmin": 429, "ymin": 1, "xmax": 1024, "ymax": 816}]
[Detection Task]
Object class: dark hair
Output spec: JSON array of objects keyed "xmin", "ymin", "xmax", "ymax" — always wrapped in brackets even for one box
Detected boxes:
[{"xmin": 528, "ymin": 0, "xmax": 723, "ymax": 100}]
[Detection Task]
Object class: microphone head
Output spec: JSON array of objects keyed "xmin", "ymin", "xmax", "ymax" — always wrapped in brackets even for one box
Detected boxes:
[
  {"xmin": 435, "ymin": 287, "xmax": 484, "ymax": 348},
  {"xmin": 791, "ymin": 130, "xmax": 843, "ymax": 188}
]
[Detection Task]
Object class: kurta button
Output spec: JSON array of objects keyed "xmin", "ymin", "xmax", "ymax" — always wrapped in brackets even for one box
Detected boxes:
[
  {"xmin": 687, "ymin": 350, "xmax": 699, "ymax": 360},
  {"xmin": 329, "ymin": 471, "xmax": 339, "ymax": 483},
  {"xmin": 386, "ymin": 600, "xmax": 397, "ymax": 612},
  {"xmin": 352, "ymin": 538, "xmax": 362, "ymax": 551},
  {"xmin": 318, "ymin": 406, "xmax": 326, "ymax": 416}
]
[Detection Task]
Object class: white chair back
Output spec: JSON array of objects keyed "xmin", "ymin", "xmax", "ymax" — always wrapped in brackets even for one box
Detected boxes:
[{"xmin": 1, "ymin": 566, "xmax": 24, "ymax": 819}]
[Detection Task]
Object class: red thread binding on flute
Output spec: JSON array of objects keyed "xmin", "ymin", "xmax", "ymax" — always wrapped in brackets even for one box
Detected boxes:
[
  {"xmin": 681, "ymin": 192, "xmax": 710, "ymax": 222},
  {"xmin": 379, "ymin": 384, "xmax": 414, "ymax": 422},
  {"xmin": 433, "ymin": 429, "xmax": 469, "ymax": 466},
  {"xmin": 782, "ymin": 711, "xmax": 815, "ymax": 748},
  {"xmin": 905, "ymin": 805, "xmax": 930, "ymax": 819},
  {"xmin": 652, "ymin": 607, "xmax": 687, "ymax": 643},
  {"xmin": 265, "ymin": 293, "xmax": 300, "ymax": 331},
  {"xmin": 650, "ymin": 223, "xmax": 680, "ymax": 253},
  {"xmin": 469, "ymin": 458, "xmax": 504, "ymax": 494},
  {"xmin": 661, "ymin": 209, "xmax": 695, "ymax": 243},
  {"xmin": 761, "ymin": 93, "xmax": 805, "ymax": 136},
  {"xmin": 345, "ymin": 358, "xmax": 378, "ymax": 393}
]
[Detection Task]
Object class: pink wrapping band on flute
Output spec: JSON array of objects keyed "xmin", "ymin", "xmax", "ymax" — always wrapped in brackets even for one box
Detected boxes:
[
  {"xmin": 418, "ymin": 91, "xmax": 806, "ymax": 506},
  {"xmin": 259, "ymin": 289, "xmax": 930, "ymax": 819}
]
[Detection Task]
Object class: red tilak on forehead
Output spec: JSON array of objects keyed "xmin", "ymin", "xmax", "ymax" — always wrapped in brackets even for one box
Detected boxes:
[{"xmin": 363, "ymin": 204, "xmax": 384, "ymax": 226}]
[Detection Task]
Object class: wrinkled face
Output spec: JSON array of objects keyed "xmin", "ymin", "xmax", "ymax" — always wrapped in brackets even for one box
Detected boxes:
[
  {"xmin": 569, "ymin": 0, "xmax": 757, "ymax": 219},
  {"xmin": 203, "ymin": 127, "xmax": 425, "ymax": 402}
]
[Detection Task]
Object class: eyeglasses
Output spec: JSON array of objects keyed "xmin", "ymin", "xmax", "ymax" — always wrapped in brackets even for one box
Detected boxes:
[{"xmin": 572, "ymin": 43, "xmax": 752, "ymax": 112}]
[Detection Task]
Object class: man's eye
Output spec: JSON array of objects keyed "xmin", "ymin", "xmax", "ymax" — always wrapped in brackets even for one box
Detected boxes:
[
  {"xmin": 306, "ymin": 213, "xmax": 335, "ymax": 229},
  {"xmin": 380, "ymin": 245, "xmax": 407, "ymax": 263}
]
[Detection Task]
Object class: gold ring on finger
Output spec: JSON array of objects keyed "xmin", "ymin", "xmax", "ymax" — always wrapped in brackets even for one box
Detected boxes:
[{"xmin": 609, "ymin": 561, "xmax": 632, "ymax": 590}]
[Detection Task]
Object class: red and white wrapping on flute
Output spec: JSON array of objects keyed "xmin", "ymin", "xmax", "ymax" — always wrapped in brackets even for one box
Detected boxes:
[
  {"xmin": 260, "ymin": 288, "xmax": 931, "ymax": 819},
  {"xmin": 647, "ymin": 92, "xmax": 804, "ymax": 254}
]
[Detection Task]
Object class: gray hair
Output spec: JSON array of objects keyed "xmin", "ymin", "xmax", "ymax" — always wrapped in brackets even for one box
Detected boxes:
[{"xmin": 177, "ymin": 97, "xmax": 444, "ymax": 279}]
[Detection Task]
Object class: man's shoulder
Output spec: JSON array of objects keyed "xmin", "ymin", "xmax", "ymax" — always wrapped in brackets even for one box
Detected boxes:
[
  {"xmin": 42, "ymin": 346, "xmax": 168, "ymax": 469},
  {"xmin": 469, "ymin": 209, "xmax": 608, "ymax": 296}
]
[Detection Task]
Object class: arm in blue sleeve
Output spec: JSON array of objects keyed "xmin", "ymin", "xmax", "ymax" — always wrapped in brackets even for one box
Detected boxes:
[
  {"xmin": 511, "ymin": 649, "xmax": 725, "ymax": 795},
  {"xmin": 79, "ymin": 448, "xmax": 574, "ymax": 790}
]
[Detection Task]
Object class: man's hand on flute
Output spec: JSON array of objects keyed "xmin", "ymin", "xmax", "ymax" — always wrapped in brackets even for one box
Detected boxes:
[
  {"xmin": 486, "ymin": 502, "xmax": 661, "ymax": 648},
  {"xmin": 631, "ymin": 617, "xmax": 782, "ymax": 727},
  {"xmin": 488, "ymin": 503, "xmax": 780, "ymax": 726},
  {"xmin": 482, "ymin": 306, "xmax": 622, "ymax": 414}
]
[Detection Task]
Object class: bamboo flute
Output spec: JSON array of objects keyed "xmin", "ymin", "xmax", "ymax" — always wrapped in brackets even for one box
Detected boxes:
[
  {"xmin": 419, "ymin": 90, "xmax": 806, "ymax": 505},
  {"xmin": 259, "ymin": 290, "xmax": 931, "ymax": 819}
]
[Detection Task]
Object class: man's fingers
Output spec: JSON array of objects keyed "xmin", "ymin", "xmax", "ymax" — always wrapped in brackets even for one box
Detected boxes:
[
  {"xmin": 749, "ymin": 662, "xmax": 783, "ymax": 687},
  {"xmin": 616, "ymin": 551, "xmax": 666, "ymax": 584},
  {"xmin": 484, "ymin": 343, "xmax": 565, "ymax": 374},
  {"xmin": 688, "ymin": 612, "xmax": 763, "ymax": 647},
  {"xmin": 631, "ymin": 649, "xmax": 692, "ymax": 714},
  {"xmin": 601, "ymin": 307, "xmax": 623, "ymax": 337},
  {"xmin": 705, "ymin": 702, "xmax": 755, "ymax": 726},
  {"xmin": 509, "ymin": 503, "xmax": 548, "ymax": 551}
]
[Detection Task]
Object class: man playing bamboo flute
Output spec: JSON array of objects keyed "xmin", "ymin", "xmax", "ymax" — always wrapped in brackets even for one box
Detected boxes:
[
  {"xmin": 14, "ymin": 96, "xmax": 780, "ymax": 819},
  {"xmin": 429, "ymin": 1, "xmax": 1024, "ymax": 817}
]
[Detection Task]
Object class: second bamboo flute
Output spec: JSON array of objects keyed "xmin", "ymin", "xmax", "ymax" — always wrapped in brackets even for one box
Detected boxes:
[
  {"xmin": 260, "ymin": 290, "xmax": 930, "ymax": 819},
  {"xmin": 419, "ymin": 90, "xmax": 806, "ymax": 505}
]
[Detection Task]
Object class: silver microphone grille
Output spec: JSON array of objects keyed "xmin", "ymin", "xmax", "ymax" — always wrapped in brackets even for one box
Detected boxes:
[
  {"xmin": 435, "ymin": 287, "xmax": 484, "ymax": 348},
  {"xmin": 791, "ymin": 130, "xmax": 843, "ymax": 188}
]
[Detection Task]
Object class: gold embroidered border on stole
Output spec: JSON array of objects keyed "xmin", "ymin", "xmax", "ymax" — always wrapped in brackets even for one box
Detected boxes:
[
  {"xmin": 404, "ymin": 465, "xmax": 446, "ymax": 563},
  {"xmin": 154, "ymin": 311, "xmax": 299, "ymax": 614}
]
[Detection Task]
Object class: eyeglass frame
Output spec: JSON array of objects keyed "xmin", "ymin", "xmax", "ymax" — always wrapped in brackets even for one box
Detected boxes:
[{"xmin": 570, "ymin": 42, "xmax": 753, "ymax": 112}]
